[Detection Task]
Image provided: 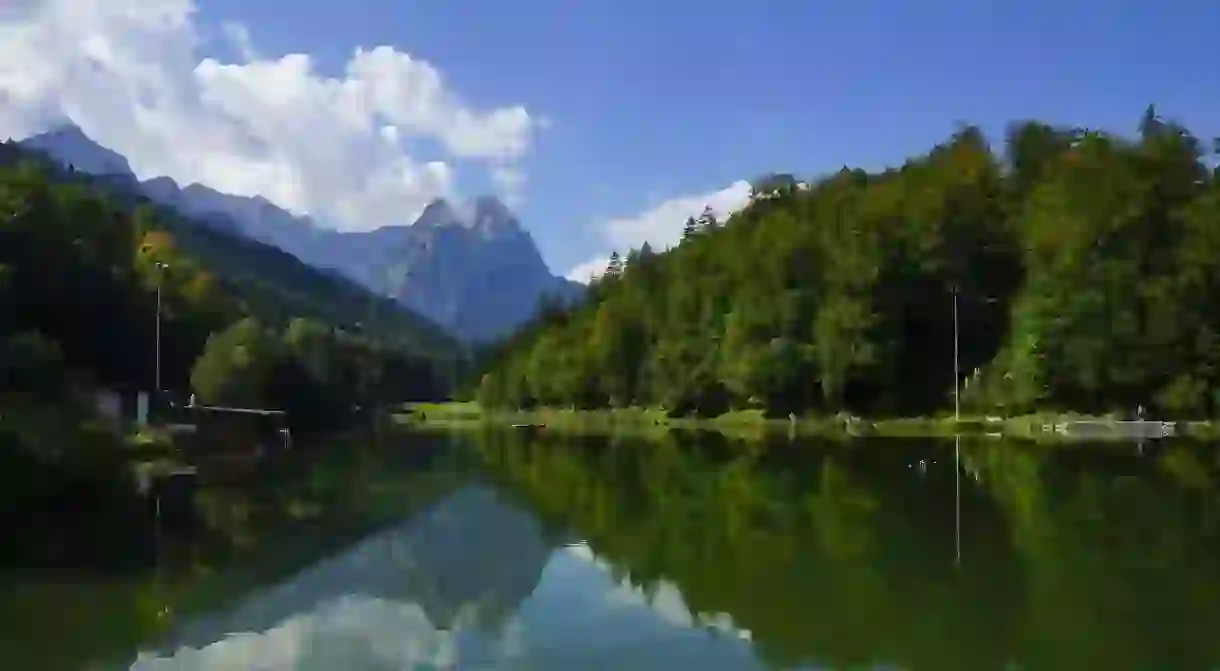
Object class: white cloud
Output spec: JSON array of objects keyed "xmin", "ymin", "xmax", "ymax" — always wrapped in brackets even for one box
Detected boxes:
[
  {"xmin": 132, "ymin": 596, "xmax": 460, "ymax": 670},
  {"xmin": 565, "ymin": 180, "xmax": 752, "ymax": 283},
  {"xmin": 221, "ymin": 21, "xmax": 257, "ymax": 62},
  {"xmin": 564, "ymin": 255, "xmax": 610, "ymax": 283},
  {"xmin": 0, "ymin": 0, "xmax": 540, "ymax": 231},
  {"xmin": 491, "ymin": 164, "xmax": 527, "ymax": 209}
]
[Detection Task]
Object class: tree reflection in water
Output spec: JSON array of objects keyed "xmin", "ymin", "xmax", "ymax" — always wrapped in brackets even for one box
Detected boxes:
[
  {"xmin": 0, "ymin": 431, "xmax": 470, "ymax": 671},
  {"xmin": 472, "ymin": 429, "xmax": 1220, "ymax": 671},
  {"xmin": 3, "ymin": 428, "xmax": 1220, "ymax": 670}
]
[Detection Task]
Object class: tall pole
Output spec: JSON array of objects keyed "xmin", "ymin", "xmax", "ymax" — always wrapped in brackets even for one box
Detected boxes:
[
  {"xmin": 155, "ymin": 278, "xmax": 162, "ymax": 394},
  {"xmin": 953, "ymin": 288, "xmax": 960, "ymax": 422},
  {"xmin": 955, "ymin": 433, "xmax": 961, "ymax": 567},
  {"xmin": 155, "ymin": 262, "xmax": 168, "ymax": 394}
]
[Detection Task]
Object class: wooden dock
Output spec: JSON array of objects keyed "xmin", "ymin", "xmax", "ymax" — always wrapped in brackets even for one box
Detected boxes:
[{"xmin": 189, "ymin": 404, "xmax": 287, "ymax": 416}]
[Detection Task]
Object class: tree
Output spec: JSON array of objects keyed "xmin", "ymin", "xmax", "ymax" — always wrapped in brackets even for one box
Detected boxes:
[
  {"xmin": 0, "ymin": 331, "xmax": 71, "ymax": 401},
  {"xmin": 1139, "ymin": 103, "xmax": 1163, "ymax": 140},
  {"xmin": 190, "ymin": 318, "xmax": 283, "ymax": 408},
  {"xmin": 475, "ymin": 108, "xmax": 1220, "ymax": 419},
  {"xmin": 682, "ymin": 216, "xmax": 698, "ymax": 241},
  {"xmin": 605, "ymin": 251, "xmax": 624, "ymax": 279}
]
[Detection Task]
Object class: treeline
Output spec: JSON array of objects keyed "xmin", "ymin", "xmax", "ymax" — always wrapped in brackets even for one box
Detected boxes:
[
  {"xmin": 191, "ymin": 316, "xmax": 442, "ymax": 431},
  {"xmin": 0, "ymin": 150, "xmax": 456, "ymax": 447},
  {"xmin": 480, "ymin": 108, "xmax": 1220, "ymax": 418}
]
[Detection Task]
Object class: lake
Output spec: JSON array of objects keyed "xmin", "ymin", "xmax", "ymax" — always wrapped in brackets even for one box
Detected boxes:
[{"xmin": 2, "ymin": 429, "xmax": 1219, "ymax": 670}]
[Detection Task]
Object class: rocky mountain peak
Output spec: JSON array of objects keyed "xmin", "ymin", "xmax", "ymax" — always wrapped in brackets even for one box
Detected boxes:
[
  {"xmin": 21, "ymin": 124, "xmax": 135, "ymax": 177},
  {"xmin": 415, "ymin": 198, "xmax": 463, "ymax": 229},
  {"xmin": 18, "ymin": 121, "xmax": 583, "ymax": 342},
  {"xmin": 471, "ymin": 195, "xmax": 521, "ymax": 236}
]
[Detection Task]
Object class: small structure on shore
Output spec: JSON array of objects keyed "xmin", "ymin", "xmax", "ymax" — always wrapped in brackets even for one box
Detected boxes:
[
  {"xmin": 167, "ymin": 404, "xmax": 292, "ymax": 459},
  {"xmin": 91, "ymin": 386, "xmax": 150, "ymax": 428}
]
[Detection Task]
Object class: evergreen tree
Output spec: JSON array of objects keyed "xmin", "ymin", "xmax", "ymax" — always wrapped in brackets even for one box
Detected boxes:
[
  {"xmin": 682, "ymin": 216, "xmax": 698, "ymax": 240},
  {"xmin": 605, "ymin": 251, "xmax": 624, "ymax": 278}
]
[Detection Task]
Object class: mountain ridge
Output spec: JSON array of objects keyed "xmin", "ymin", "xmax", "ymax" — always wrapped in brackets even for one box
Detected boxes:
[{"xmin": 19, "ymin": 124, "xmax": 582, "ymax": 342}]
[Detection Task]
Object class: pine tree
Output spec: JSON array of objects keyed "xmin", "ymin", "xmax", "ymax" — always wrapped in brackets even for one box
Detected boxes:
[
  {"xmin": 605, "ymin": 251, "xmax": 624, "ymax": 278},
  {"xmin": 681, "ymin": 217, "xmax": 698, "ymax": 241},
  {"xmin": 1139, "ymin": 104, "xmax": 1163, "ymax": 140}
]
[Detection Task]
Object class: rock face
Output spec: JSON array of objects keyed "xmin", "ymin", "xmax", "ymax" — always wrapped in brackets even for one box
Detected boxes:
[
  {"xmin": 357, "ymin": 196, "xmax": 583, "ymax": 342},
  {"xmin": 20, "ymin": 125, "xmax": 583, "ymax": 342}
]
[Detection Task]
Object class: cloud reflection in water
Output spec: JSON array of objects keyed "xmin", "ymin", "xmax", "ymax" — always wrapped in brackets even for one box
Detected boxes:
[{"xmin": 128, "ymin": 488, "xmax": 770, "ymax": 670}]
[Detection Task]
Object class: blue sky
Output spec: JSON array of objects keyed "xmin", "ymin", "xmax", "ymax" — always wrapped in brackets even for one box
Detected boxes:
[{"xmin": 7, "ymin": 1, "xmax": 1217, "ymax": 280}]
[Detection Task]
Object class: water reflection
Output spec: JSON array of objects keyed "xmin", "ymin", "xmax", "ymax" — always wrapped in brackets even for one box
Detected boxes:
[
  {"xmin": 4, "ymin": 428, "xmax": 1220, "ymax": 670},
  {"xmin": 0, "ymin": 432, "xmax": 471, "ymax": 671},
  {"xmin": 131, "ymin": 484, "xmax": 551, "ymax": 669},
  {"xmin": 129, "ymin": 481, "xmax": 766, "ymax": 671},
  {"xmin": 474, "ymin": 430, "xmax": 1220, "ymax": 670}
]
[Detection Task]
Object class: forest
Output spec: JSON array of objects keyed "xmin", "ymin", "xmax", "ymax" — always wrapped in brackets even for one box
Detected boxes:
[
  {"xmin": 478, "ymin": 108, "xmax": 1220, "ymax": 419},
  {"xmin": 0, "ymin": 142, "xmax": 464, "ymax": 484}
]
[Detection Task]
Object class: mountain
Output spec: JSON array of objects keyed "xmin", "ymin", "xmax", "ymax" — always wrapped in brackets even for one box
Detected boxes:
[
  {"xmin": 20, "ymin": 125, "xmax": 134, "ymax": 177},
  {"xmin": 2, "ymin": 134, "xmax": 466, "ymax": 394},
  {"xmin": 19, "ymin": 124, "xmax": 583, "ymax": 343},
  {"xmin": 352, "ymin": 196, "xmax": 584, "ymax": 342}
]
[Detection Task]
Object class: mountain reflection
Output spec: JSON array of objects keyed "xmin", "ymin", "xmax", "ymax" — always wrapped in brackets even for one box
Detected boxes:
[
  {"xmin": 11, "ymin": 429, "xmax": 1220, "ymax": 670},
  {"xmin": 130, "ymin": 484, "xmax": 552, "ymax": 669},
  {"xmin": 128, "ymin": 477, "xmax": 770, "ymax": 671}
]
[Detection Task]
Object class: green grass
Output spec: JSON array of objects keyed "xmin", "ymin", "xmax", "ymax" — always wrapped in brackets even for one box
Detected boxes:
[
  {"xmin": 398, "ymin": 402, "xmax": 916, "ymax": 440},
  {"xmin": 396, "ymin": 402, "xmax": 1220, "ymax": 442}
]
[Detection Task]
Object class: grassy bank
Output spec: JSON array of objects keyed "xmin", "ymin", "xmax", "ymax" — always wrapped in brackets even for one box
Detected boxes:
[{"xmin": 396, "ymin": 402, "xmax": 1220, "ymax": 442}]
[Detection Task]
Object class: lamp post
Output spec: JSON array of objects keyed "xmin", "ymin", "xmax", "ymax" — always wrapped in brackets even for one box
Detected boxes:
[
  {"xmin": 953, "ymin": 287, "xmax": 998, "ymax": 422},
  {"xmin": 954, "ymin": 289, "xmax": 959, "ymax": 422},
  {"xmin": 155, "ymin": 262, "xmax": 169, "ymax": 394},
  {"xmin": 950, "ymin": 286, "xmax": 997, "ymax": 569},
  {"xmin": 955, "ymin": 433, "xmax": 961, "ymax": 568}
]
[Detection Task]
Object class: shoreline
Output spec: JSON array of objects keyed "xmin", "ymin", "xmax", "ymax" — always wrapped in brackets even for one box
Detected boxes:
[{"xmin": 397, "ymin": 402, "xmax": 1220, "ymax": 442}]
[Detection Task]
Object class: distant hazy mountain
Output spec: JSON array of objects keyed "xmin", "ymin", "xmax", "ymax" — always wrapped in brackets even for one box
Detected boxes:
[{"xmin": 20, "ymin": 125, "xmax": 582, "ymax": 342}]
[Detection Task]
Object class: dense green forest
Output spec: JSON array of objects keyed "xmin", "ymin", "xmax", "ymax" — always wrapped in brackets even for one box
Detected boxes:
[
  {"xmin": 0, "ymin": 141, "xmax": 464, "ymax": 504},
  {"xmin": 480, "ymin": 108, "xmax": 1220, "ymax": 419}
]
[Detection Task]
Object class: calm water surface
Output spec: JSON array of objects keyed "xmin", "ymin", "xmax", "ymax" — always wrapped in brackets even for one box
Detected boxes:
[{"xmin": 2, "ymin": 430, "xmax": 1219, "ymax": 670}]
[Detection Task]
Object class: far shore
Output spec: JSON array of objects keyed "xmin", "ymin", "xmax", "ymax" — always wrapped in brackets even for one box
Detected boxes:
[{"xmin": 395, "ymin": 402, "xmax": 1220, "ymax": 442}]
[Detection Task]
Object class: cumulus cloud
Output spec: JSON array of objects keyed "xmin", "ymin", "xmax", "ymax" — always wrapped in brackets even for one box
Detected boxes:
[
  {"xmin": 0, "ymin": 0, "xmax": 539, "ymax": 231},
  {"xmin": 491, "ymin": 164, "xmax": 527, "ymax": 209},
  {"xmin": 564, "ymin": 255, "xmax": 611, "ymax": 283},
  {"xmin": 221, "ymin": 22, "xmax": 257, "ymax": 62},
  {"xmin": 566, "ymin": 180, "xmax": 752, "ymax": 283}
]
